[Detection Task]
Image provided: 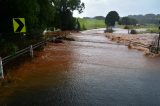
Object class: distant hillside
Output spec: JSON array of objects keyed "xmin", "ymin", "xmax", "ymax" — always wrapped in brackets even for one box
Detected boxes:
[
  {"xmin": 128, "ymin": 14, "xmax": 160, "ymax": 24},
  {"xmin": 83, "ymin": 14, "xmax": 160, "ymax": 25},
  {"xmin": 93, "ymin": 16, "xmax": 105, "ymax": 20},
  {"xmin": 83, "ymin": 16, "xmax": 105, "ymax": 20}
]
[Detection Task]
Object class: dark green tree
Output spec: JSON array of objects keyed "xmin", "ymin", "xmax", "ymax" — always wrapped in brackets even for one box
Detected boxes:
[
  {"xmin": 0, "ymin": 0, "xmax": 39, "ymax": 34},
  {"xmin": 120, "ymin": 17, "xmax": 138, "ymax": 26},
  {"xmin": 77, "ymin": 19, "xmax": 81, "ymax": 31},
  {"xmin": 105, "ymin": 11, "xmax": 120, "ymax": 27},
  {"xmin": 52, "ymin": 0, "xmax": 85, "ymax": 30},
  {"xmin": 128, "ymin": 14, "xmax": 160, "ymax": 24},
  {"xmin": 119, "ymin": 17, "xmax": 138, "ymax": 34},
  {"xmin": 75, "ymin": 19, "xmax": 80, "ymax": 32},
  {"xmin": 37, "ymin": 0, "xmax": 55, "ymax": 32},
  {"xmin": 0, "ymin": 0, "xmax": 55, "ymax": 56}
]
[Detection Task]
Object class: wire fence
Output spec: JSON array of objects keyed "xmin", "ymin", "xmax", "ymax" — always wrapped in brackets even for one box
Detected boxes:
[
  {"xmin": 0, "ymin": 40, "xmax": 47, "ymax": 79},
  {"xmin": 0, "ymin": 31, "xmax": 72, "ymax": 79},
  {"xmin": 149, "ymin": 22, "xmax": 160, "ymax": 54}
]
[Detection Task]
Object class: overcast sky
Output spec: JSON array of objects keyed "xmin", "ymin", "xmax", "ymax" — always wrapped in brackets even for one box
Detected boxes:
[{"xmin": 73, "ymin": 0, "xmax": 160, "ymax": 18}]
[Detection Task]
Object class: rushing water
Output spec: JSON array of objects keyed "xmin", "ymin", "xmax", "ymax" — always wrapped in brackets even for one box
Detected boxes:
[
  {"xmin": 113, "ymin": 27, "xmax": 147, "ymax": 34},
  {"xmin": 0, "ymin": 29, "xmax": 160, "ymax": 106}
]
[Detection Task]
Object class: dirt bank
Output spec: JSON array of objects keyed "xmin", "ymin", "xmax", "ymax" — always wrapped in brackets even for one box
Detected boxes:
[{"xmin": 105, "ymin": 33, "xmax": 160, "ymax": 57}]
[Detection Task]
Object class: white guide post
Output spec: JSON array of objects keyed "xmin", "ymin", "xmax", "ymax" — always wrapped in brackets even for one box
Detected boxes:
[{"xmin": 0, "ymin": 57, "xmax": 4, "ymax": 79}]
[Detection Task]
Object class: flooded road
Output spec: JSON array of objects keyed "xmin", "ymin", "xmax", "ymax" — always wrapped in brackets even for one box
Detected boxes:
[
  {"xmin": 1, "ymin": 29, "xmax": 160, "ymax": 106},
  {"xmin": 113, "ymin": 28, "xmax": 147, "ymax": 34}
]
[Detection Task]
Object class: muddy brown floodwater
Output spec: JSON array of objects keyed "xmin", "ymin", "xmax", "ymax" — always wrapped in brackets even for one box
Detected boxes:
[{"xmin": 1, "ymin": 28, "xmax": 160, "ymax": 106}]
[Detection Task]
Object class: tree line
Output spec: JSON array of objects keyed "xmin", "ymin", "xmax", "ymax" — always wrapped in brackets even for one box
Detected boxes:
[
  {"xmin": 105, "ymin": 11, "xmax": 139, "ymax": 27},
  {"xmin": 104, "ymin": 12, "xmax": 160, "ymax": 29},
  {"xmin": 120, "ymin": 14, "xmax": 160, "ymax": 25},
  {"xmin": 83, "ymin": 16, "xmax": 105, "ymax": 20},
  {"xmin": 104, "ymin": 11, "xmax": 160, "ymax": 34},
  {"xmin": 128, "ymin": 14, "xmax": 160, "ymax": 25},
  {"xmin": 0, "ymin": 0, "xmax": 84, "ymax": 57}
]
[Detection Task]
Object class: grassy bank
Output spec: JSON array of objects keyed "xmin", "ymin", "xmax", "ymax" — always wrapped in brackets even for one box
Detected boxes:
[
  {"xmin": 118, "ymin": 24, "xmax": 159, "ymax": 34},
  {"xmin": 79, "ymin": 18, "xmax": 106, "ymax": 30}
]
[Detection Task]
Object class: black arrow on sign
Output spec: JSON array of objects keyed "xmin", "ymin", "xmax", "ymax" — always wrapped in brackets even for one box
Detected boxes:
[{"xmin": 14, "ymin": 19, "xmax": 24, "ymax": 32}]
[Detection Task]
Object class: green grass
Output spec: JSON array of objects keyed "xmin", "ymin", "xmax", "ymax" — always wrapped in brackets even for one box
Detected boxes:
[
  {"xmin": 118, "ymin": 24, "xmax": 159, "ymax": 34},
  {"xmin": 146, "ymin": 28, "xmax": 159, "ymax": 34},
  {"xmin": 79, "ymin": 18, "xmax": 106, "ymax": 30}
]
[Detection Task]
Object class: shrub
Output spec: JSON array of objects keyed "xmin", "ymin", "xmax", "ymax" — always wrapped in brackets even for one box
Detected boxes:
[
  {"xmin": 124, "ymin": 26, "xmax": 129, "ymax": 29},
  {"xmin": 130, "ymin": 29, "xmax": 137, "ymax": 34},
  {"xmin": 146, "ymin": 29, "xmax": 158, "ymax": 34},
  {"xmin": 104, "ymin": 29, "xmax": 114, "ymax": 33},
  {"xmin": 81, "ymin": 24, "xmax": 87, "ymax": 30}
]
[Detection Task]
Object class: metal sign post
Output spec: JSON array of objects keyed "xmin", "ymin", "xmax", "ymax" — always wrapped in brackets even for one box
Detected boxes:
[{"xmin": 0, "ymin": 57, "xmax": 4, "ymax": 79}]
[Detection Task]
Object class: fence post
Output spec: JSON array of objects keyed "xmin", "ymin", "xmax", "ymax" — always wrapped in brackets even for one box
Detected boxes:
[
  {"xmin": 0, "ymin": 57, "xmax": 4, "ymax": 79},
  {"xmin": 30, "ymin": 45, "xmax": 33, "ymax": 58},
  {"xmin": 157, "ymin": 21, "xmax": 160, "ymax": 54},
  {"xmin": 45, "ymin": 39, "xmax": 47, "ymax": 46}
]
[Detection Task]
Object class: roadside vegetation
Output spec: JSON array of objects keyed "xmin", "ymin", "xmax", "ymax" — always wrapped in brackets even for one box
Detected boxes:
[
  {"xmin": 104, "ymin": 11, "xmax": 120, "ymax": 33},
  {"xmin": 79, "ymin": 18, "xmax": 105, "ymax": 30},
  {"xmin": 117, "ymin": 24, "xmax": 159, "ymax": 34},
  {"xmin": 104, "ymin": 11, "xmax": 159, "ymax": 34},
  {"xmin": 0, "ymin": 1, "xmax": 159, "ymax": 57},
  {"xmin": 135, "ymin": 24, "xmax": 159, "ymax": 34},
  {"xmin": 104, "ymin": 11, "xmax": 160, "ymax": 55},
  {"xmin": 0, "ymin": 0, "xmax": 85, "ymax": 57}
]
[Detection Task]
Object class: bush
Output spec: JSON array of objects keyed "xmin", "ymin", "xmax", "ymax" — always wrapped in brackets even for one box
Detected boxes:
[
  {"xmin": 0, "ymin": 43, "xmax": 18, "ymax": 57},
  {"xmin": 104, "ymin": 29, "xmax": 114, "ymax": 33},
  {"xmin": 146, "ymin": 29, "xmax": 158, "ymax": 34},
  {"xmin": 124, "ymin": 26, "xmax": 129, "ymax": 29},
  {"xmin": 81, "ymin": 24, "xmax": 87, "ymax": 30},
  {"xmin": 130, "ymin": 29, "xmax": 137, "ymax": 34}
]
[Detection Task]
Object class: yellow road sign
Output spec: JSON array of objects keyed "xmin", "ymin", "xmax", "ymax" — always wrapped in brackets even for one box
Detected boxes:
[{"xmin": 13, "ymin": 18, "xmax": 26, "ymax": 33}]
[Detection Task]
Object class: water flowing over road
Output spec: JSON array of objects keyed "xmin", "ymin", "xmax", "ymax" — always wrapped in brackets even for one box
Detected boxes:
[
  {"xmin": 113, "ymin": 27, "xmax": 147, "ymax": 34},
  {"xmin": 1, "ymin": 29, "xmax": 160, "ymax": 106}
]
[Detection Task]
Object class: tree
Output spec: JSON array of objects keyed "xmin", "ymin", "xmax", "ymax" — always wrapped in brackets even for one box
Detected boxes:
[
  {"xmin": 75, "ymin": 19, "xmax": 80, "ymax": 32},
  {"xmin": 120, "ymin": 17, "xmax": 138, "ymax": 26},
  {"xmin": 0, "ymin": 0, "xmax": 55, "ymax": 34},
  {"xmin": 105, "ymin": 11, "xmax": 120, "ymax": 27},
  {"xmin": 52, "ymin": 0, "xmax": 85, "ymax": 30},
  {"xmin": 37, "ymin": 0, "xmax": 55, "ymax": 31},
  {"xmin": 0, "ymin": 0, "xmax": 85, "ymax": 56},
  {"xmin": 0, "ymin": 0, "xmax": 55, "ymax": 56},
  {"xmin": 120, "ymin": 17, "xmax": 130, "ymax": 25},
  {"xmin": 119, "ymin": 17, "xmax": 138, "ymax": 34},
  {"xmin": 128, "ymin": 14, "xmax": 160, "ymax": 25}
]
